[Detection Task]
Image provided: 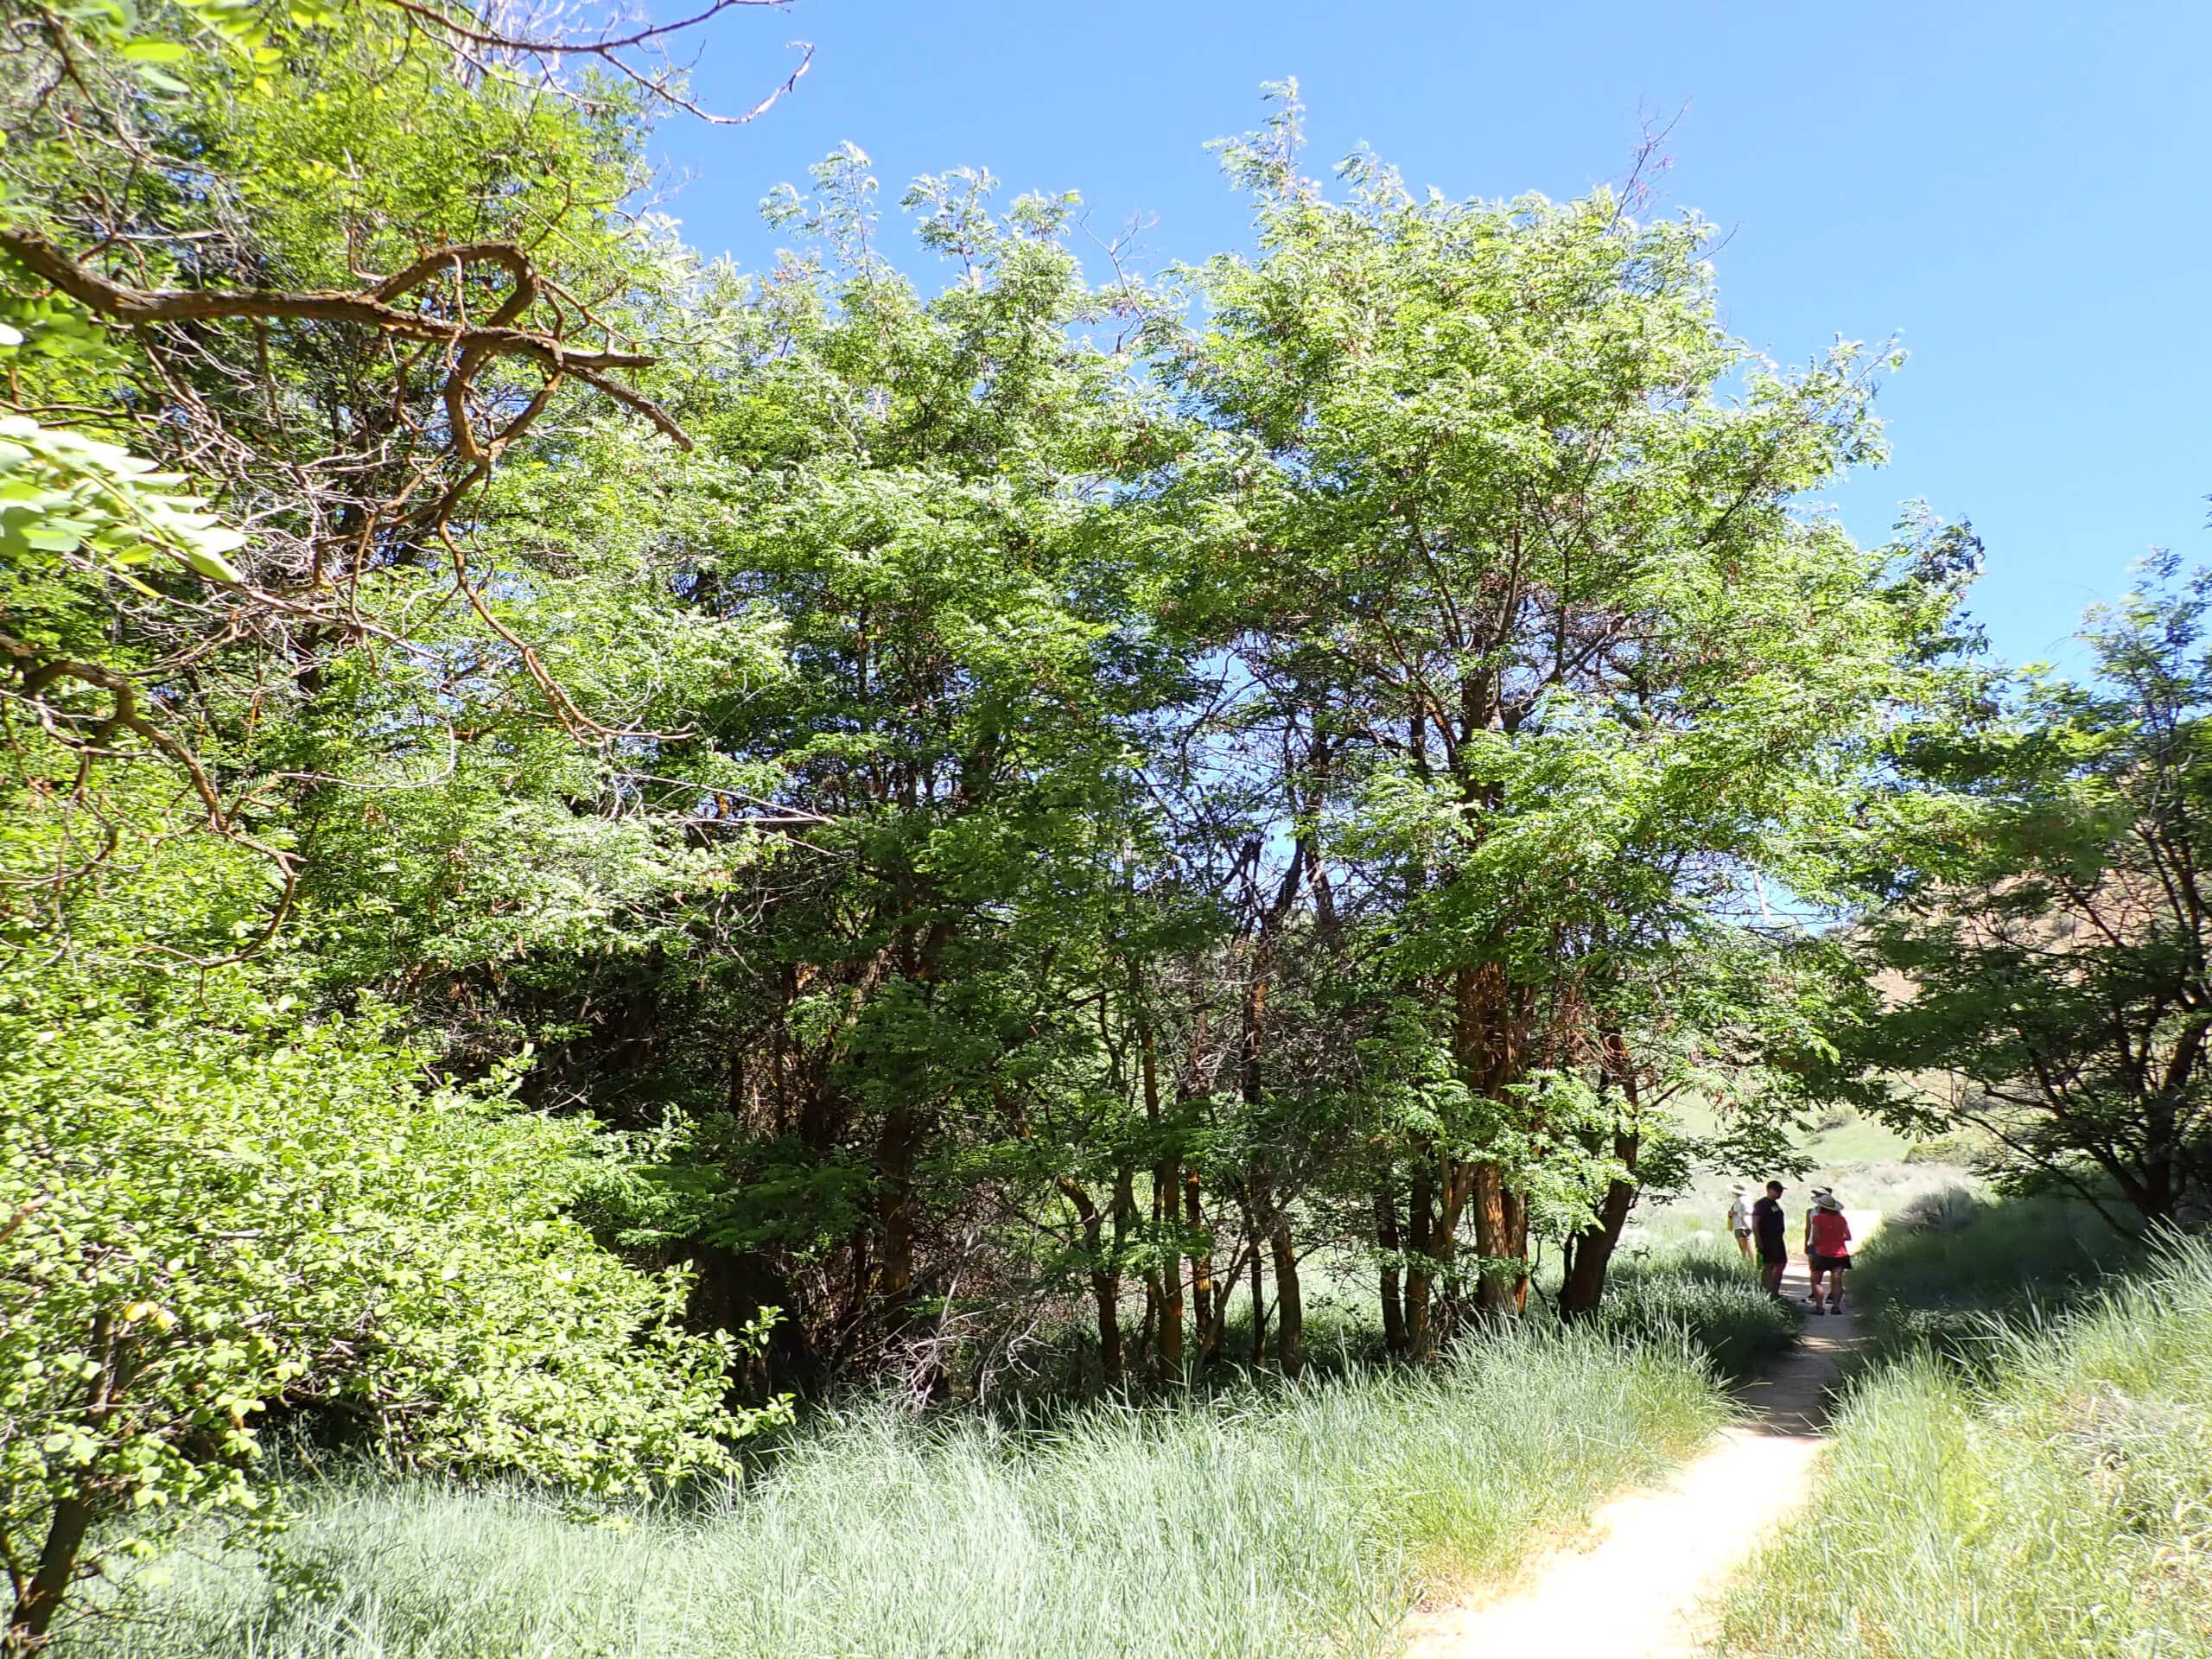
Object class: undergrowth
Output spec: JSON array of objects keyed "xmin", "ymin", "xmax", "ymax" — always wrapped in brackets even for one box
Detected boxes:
[
  {"xmin": 1586, "ymin": 1240, "xmax": 1799, "ymax": 1380},
  {"xmin": 63, "ymin": 1323, "xmax": 1732, "ymax": 1659},
  {"xmin": 1852, "ymin": 1186, "xmax": 2144, "ymax": 1366}
]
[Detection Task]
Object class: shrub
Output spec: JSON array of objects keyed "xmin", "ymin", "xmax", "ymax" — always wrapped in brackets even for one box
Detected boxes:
[
  {"xmin": 1585, "ymin": 1242, "xmax": 1798, "ymax": 1380},
  {"xmin": 0, "ymin": 956, "xmax": 772, "ymax": 1649},
  {"xmin": 1885, "ymin": 1181, "xmax": 1982, "ymax": 1233}
]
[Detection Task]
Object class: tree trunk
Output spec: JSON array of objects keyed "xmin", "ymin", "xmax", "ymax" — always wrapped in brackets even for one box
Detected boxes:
[
  {"xmin": 1559, "ymin": 1158, "xmax": 1637, "ymax": 1318},
  {"xmin": 1469, "ymin": 1159, "xmax": 1523, "ymax": 1315},
  {"xmin": 1185, "ymin": 1169, "xmax": 1217, "ymax": 1366},
  {"xmin": 1503, "ymin": 1187, "xmax": 1530, "ymax": 1313},
  {"xmin": 1110, "ymin": 1162, "xmax": 1137, "ymax": 1380},
  {"xmin": 10, "ymin": 1315, "xmax": 124, "ymax": 1652},
  {"xmin": 1403, "ymin": 1160, "xmax": 1436, "ymax": 1359},
  {"xmin": 8, "ymin": 1493, "xmax": 92, "ymax": 1653},
  {"xmin": 874, "ymin": 1103, "xmax": 918, "ymax": 1303},
  {"xmin": 1058, "ymin": 1178, "xmax": 1122, "ymax": 1384},
  {"xmin": 1270, "ymin": 1218, "xmax": 1304, "ymax": 1378},
  {"xmin": 1137, "ymin": 1271, "xmax": 1160, "ymax": 1374},
  {"xmin": 1140, "ymin": 1008, "xmax": 1182, "ymax": 1379},
  {"xmin": 1249, "ymin": 1243, "xmax": 1267, "ymax": 1366},
  {"xmin": 1375, "ymin": 1186, "xmax": 1408, "ymax": 1355},
  {"xmin": 1561, "ymin": 1034, "xmax": 1645, "ymax": 1316},
  {"xmin": 1093, "ymin": 1270, "xmax": 1123, "ymax": 1382}
]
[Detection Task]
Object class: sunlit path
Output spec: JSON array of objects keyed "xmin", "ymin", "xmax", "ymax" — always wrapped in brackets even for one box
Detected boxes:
[{"xmin": 1401, "ymin": 1217, "xmax": 1878, "ymax": 1659}]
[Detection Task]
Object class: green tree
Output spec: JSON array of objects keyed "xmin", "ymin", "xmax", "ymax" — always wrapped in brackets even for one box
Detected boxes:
[
  {"xmin": 1841, "ymin": 553, "xmax": 2212, "ymax": 1230},
  {"xmin": 1, "ymin": 3, "xmax": 800, "ymax": 1644},
  {"xmin": 302, "ymin": 149, "xmax": 1207, "ymax": 1384},
  {"xmin": 1162, "ymin": 86, "xmax": 1964, "ymax": 1338}
]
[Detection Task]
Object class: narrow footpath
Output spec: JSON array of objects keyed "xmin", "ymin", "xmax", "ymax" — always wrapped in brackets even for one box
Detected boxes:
[{"xmin": 1399, "ymin": 1219, "xmax": 1876, "ymax": 1659}]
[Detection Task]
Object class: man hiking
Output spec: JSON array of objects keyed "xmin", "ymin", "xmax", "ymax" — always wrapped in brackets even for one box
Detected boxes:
[
  {"xmin": 1751, "ymin": 1180, "xmax": 1789, "ymax": 1296},
  {"xmin": 1807, "ymin": 1192, "xmax": 1853, "ymax": 1314},
  {"xmin": 1726, "ymin": 1184, "xmax": 1757, "ymax": 1262}
]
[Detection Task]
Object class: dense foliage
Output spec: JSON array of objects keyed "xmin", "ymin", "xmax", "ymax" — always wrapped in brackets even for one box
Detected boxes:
[
  {"xmin": 1, "ymin": 0, "xmax": 785, "ymax": 1644},
  {"xmin": 1829, "ymin": 556, "xmax": 2212, "ymax": 1230}
]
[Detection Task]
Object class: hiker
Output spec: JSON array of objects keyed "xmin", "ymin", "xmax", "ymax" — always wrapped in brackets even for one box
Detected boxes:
[
  {"xmin": 1802, "ymin": 1185, "xmax": 1834, "ymax": 1303},
  {"xmin": 1807, "ymin": 1192, "xmax": 1853, "ymax": 1314},
  {"xmin": 1751, "ymin": 1180, "xmax": 1788, "ymax": 1295},
  {"xmin": 1726, "ymin": 1184, "xmax": 1757, "ymax": 1262}
]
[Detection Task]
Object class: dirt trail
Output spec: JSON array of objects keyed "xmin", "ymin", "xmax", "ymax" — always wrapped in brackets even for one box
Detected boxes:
[{"xmin": 1398, "ymin": 1214, "xmax": 1876, "ymax": 1659}]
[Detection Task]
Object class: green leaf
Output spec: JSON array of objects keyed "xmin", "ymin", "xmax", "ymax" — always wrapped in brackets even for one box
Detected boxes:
[{"xmin": 177, "ymin": 547, "xmax": 243, "ymax": 584}]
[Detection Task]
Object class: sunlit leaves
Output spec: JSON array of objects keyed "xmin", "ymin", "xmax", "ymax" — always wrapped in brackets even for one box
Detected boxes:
[{"xmin": 0, "ymin": 416, "xmax": 243, "ymax": 582}]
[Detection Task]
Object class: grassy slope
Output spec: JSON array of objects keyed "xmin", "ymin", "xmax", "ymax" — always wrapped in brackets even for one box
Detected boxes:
[
  {"xmin": 1719, "ymin": 1227, "xmax": 2212, "ymax": 1659},
  {"xmin": 1852, "ymin": 1188, "xmax": 2144, "ymax": 1364},
  {"xmin": 70, "ymin": 1327, "xmax": 1731, "ymax": 1659}
]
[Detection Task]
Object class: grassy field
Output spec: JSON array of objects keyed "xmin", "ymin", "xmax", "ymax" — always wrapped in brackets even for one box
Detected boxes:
[
  {"xmin": 1719, "ymin": 1224, "xmax": 2209, "ymax": 1659},
  {"xmin": 65, "ymin": 1322, "xmax": 1738, "ymax": 1659},
  {"xmin": 44, "ymin": 1152, "xmax": 1815, "ymax": 1659}
]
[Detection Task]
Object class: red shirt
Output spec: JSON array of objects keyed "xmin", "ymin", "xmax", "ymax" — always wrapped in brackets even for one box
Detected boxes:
[{"xmin": 1809, "ymin": 1210, "xmax": 1853, "ymax": 1258}]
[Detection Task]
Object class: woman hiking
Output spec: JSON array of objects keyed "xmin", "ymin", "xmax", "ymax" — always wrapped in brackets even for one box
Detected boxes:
[
  {"xmin": 1801, "ymin": 1185, "xmax": 1834, "ymax": 1304},
  {"xmin": 1806, "ymin": 1192, "xmax": 1853, "ymax": 1314},
  {"xmin": 1726, "ymin": 1183, "xmax": 1757, "ymax": 1262}
]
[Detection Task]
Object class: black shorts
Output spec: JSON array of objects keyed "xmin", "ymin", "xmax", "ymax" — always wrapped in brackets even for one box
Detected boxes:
[
  {"xmin": 1758, "ymin": 1246, "xmax": 1786, "ymax": 1266},
  {"xmin": 1811, "ymin": 1254, "xmax": 1850, "ymax": 1274}
]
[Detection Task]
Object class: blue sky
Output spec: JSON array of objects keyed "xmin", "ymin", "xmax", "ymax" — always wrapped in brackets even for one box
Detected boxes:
[{"xmin": 652, "ymin": 0, "xmax": 2210, "ymax": 672}]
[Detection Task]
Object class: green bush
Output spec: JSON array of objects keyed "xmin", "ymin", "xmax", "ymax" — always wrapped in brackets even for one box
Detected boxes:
[
  {"xmin": 60, "ymin": 1325, "xmax": 1727, "ymax": 1659},
  {"xmin": 1583, "ymin": 1242, "xmax": 1799, "ymax": 1380},
  {"xmin": 1, "ymin": 951, "xmax": 771, "ymax": 1648},
  {"xmin": 1719, "ymin": 1236, "xmax": 2212, "ymax": 1659}
]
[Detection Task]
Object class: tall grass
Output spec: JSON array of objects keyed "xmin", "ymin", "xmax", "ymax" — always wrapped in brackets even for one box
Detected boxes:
[
  {"xmin": 1588, "ymin": 1240, "xmax": 1799, "ymax": 1379},
  {"xmin": 1718, "ymin": 1236, "xmax": 2212, "ymax": 1659},
  {"xmin": 1853, "ymin": 1187, "xmax": 2143, "ymax": 1364},
  {"xmin": 67, "ymin": 1325, "xmax": 1731, "ymax": 1659}
]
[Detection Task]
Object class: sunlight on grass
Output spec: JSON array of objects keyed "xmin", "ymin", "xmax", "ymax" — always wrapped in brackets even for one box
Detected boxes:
[
  {"xmin": 74, "ymin": 1326, "xmax": 1731, "ymax": 1659},
  {"xmin": 1719, "ymin": 1236, "xmax": 2212, "ymax": 1659}
]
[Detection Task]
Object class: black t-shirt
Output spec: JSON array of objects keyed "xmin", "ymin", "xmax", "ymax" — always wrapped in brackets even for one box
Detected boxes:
[{"xmin": 1751, "ymin": 1196, "xmax": 1786, "ymax": 1253}]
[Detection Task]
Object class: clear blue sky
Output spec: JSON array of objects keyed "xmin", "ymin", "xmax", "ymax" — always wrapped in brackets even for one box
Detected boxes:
[{"xmin": 652, "ymin": 0, "xmax": 2211, "ymax": 672}]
